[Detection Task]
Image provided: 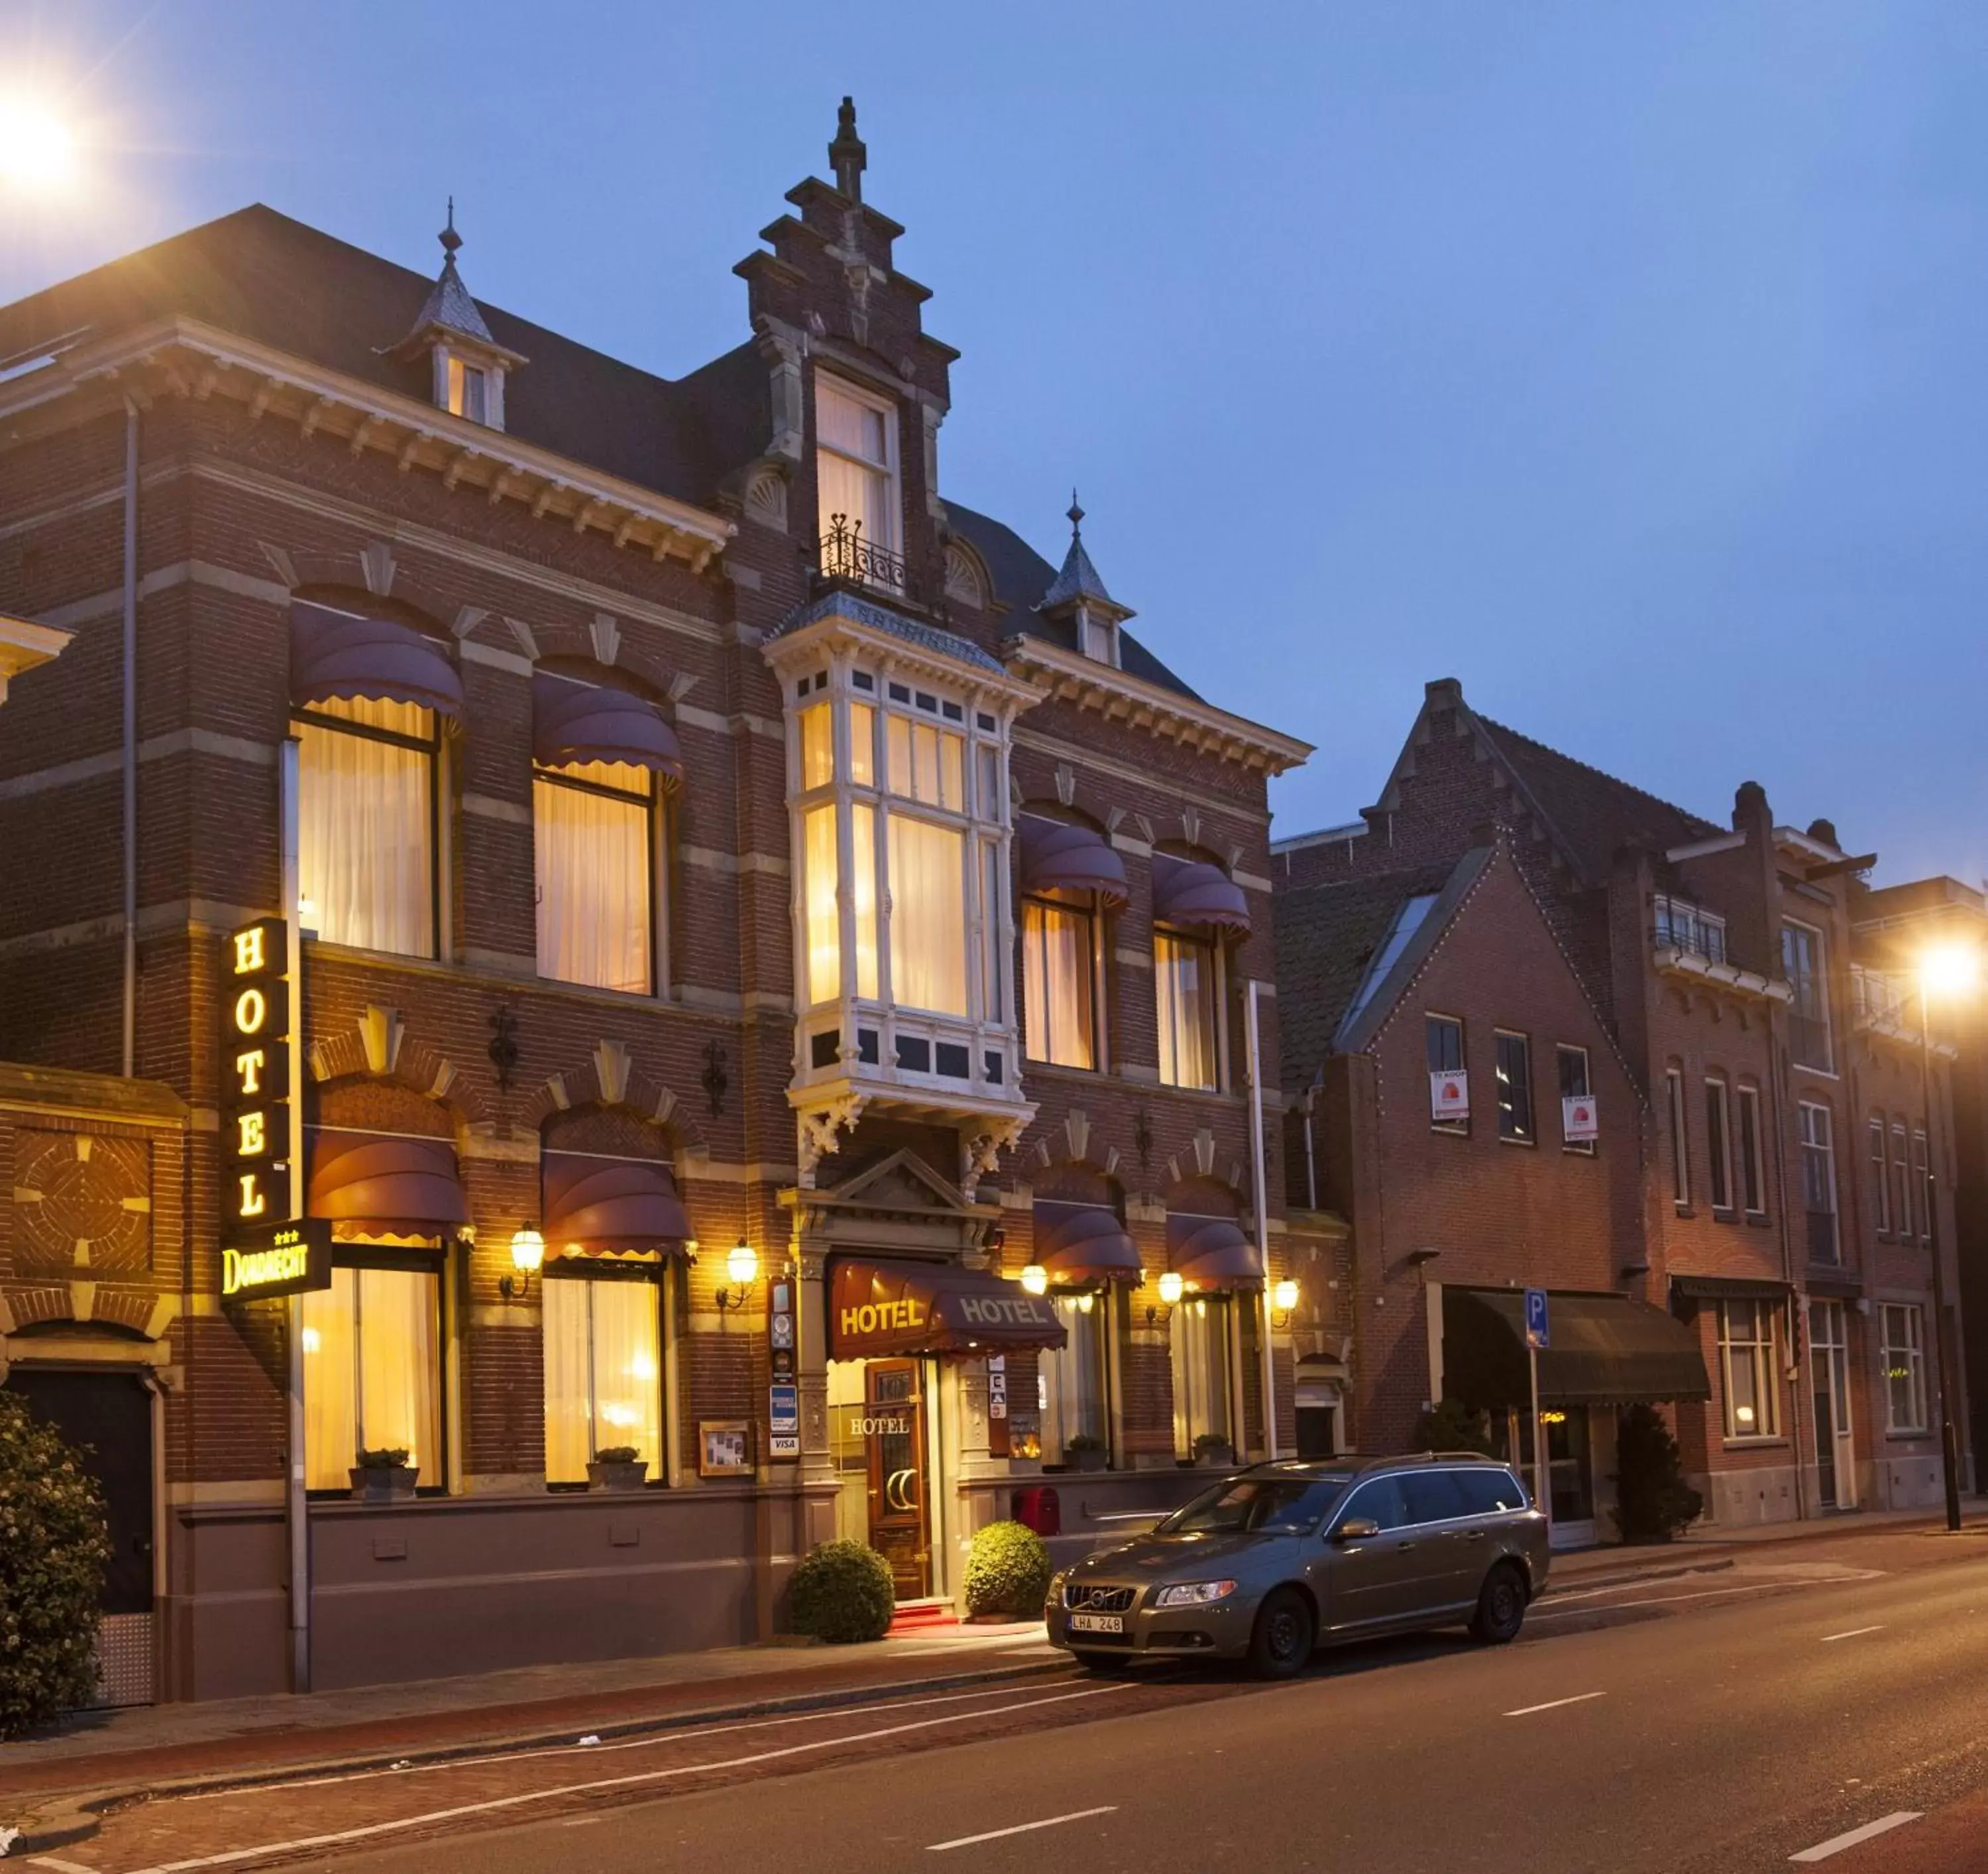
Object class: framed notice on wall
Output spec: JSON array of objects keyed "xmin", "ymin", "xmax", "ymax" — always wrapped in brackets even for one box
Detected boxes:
[
  {"xmin": 1429, "ymin": 1068, "xmax": 1469, "ymax": 1123},
  {"xmin": 698, "ymin": 1419, "xmax": 754, "ymax": 1479}
]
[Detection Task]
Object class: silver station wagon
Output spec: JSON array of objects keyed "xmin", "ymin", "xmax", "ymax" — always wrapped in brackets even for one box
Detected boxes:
[{"xmin": 1045, "ymin": 1454, "xmax": 1551, "ymax": 1679}]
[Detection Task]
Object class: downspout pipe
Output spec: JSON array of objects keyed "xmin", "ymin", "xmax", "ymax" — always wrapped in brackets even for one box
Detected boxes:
[
  {"xmin": 121, "ymin": 401, "xmax": 139, "ymax": 1077},
  {"xmin": 1246, "ymin": 979, "xmax": 1278, "ymax": 1461}
]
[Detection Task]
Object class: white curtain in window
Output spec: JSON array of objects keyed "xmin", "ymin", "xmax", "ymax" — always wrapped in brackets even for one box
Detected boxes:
[
  {"xmin": 851, "ymin": 803, "xmax": 879, "ymax": 998},
  {"xmin": 534, "ymin": 765, "xmax": 652, "ymax": 993},
  {"xmin": 1040, "ymin": 1298, "xmax": 1105, "ymax": 1458},
  {"xmin": 1171, "ymin": 1297, "xmax": 1232, "ymax": 1455},
  {"xmin": 888, "ymin": 815, "xmax": 966, "ymax": 1015},
  {"xmin": 301, "ymin": 1264, "xmax": 441, "ymax": 1489},
  {"xmin": 1024, "ymin": 899, "xmax": 1094, "ymax": 1069},
  {"xmin": 1156, "ymin": 932, "xmax": 1216, "ymax": 1090},
  {"xmin": 804, "ymin": 804, "xmax": 840, "ymax": 1005},
  {"xmin": 296, "ymin": 697, "xmax": 433, "ymax": 956},
  {"xmin": 816, "ymin": 382, "xmax": 893, "ymax": 550},
  {"xmin": 543, "ymin": 1277, "xmax": 663, "ymax": 1481}
]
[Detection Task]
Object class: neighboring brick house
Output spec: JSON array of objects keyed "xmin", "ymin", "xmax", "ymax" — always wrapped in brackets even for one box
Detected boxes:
[
  {"xmin": 1274, "ymin": 677, "xmax": 1968, "ymax": 1534},
  {"xmin": 0, "ymin": 102, "xmax": 1309, "ymax": 1702}
]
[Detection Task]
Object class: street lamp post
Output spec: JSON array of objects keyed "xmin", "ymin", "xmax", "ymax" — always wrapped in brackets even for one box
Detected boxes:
[{"xmin": 1918, "ymin": 965, "xmax": 1965, "ymax": 1533}]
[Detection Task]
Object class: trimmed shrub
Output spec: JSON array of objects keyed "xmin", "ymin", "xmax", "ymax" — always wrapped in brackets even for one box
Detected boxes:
[
  {"xmin": 0, "ymin": 1394, "xmax": 111, "ymax": 1737},
  {"xmin": 964, "ymin": 1519, "xmax": 1053, "ymax": 1618},
  {"xmin": 1411, "ymin": 1398, "xmax": 1493, "ymax": 1455},
  {"xmin": 1614, "ymin": 1403, "xmax": 1703, "ymax": 1543},
  {"xmin": 788, "ymin": 1539, "xmax": 895, "ymax": 1643}
]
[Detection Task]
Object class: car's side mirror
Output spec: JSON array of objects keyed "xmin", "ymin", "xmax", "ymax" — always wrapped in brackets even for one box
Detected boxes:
[{"xmin": 1331, "ymin": 1517, "xmax": 1382, "ymax": 1543}]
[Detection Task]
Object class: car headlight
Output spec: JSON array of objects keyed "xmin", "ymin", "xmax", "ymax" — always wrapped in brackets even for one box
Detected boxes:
[{"xmin": 1153, "ymin": 1579, "xmax": 1239, "ymax": 1608}]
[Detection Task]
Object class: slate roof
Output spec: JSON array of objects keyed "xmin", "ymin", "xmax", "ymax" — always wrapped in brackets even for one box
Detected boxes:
[
  {"xmin": 942, "ymin": 501, "xmax": 1199, "ymax": 701},
  {"xmin": 1474, "ymin": 715, "xmax": 1720, "ymax": 886},
  {"xmin": 1274, "ymin": 858, "xmax": 1462, "ymax": 1091},
  {"xmin": 769, "ymin": 588, "xmax": 1007, "ymax": 674}
]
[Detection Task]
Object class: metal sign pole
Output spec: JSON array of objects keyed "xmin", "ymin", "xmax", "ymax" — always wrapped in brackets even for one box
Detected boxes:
[{"xmin": 1529, "ymin": 1339, "xmax": 1546, "ymax": 1527}]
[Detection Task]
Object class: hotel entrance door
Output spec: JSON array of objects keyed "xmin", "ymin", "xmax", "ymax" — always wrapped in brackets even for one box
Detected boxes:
[{"xmin": 863, "ymin": 1360, "xmax": 928, "ymax": 1599}]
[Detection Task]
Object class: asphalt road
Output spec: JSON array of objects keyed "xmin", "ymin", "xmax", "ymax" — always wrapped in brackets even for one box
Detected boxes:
[
  {"xmin": 36, "ymin": 1535, "xmax": 1988, "ymax": 1873},
  {"xmin": 313, "ymin": 1545, "xmax": 1988, "ymax": 1874}
]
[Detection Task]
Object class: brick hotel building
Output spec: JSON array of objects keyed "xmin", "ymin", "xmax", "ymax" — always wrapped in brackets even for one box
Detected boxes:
[
  {"xmin": 0, "ymin": 103, "xmax": 1315, "ymax": 1702},
  {"xmin": 1274, "ymin": 679, "xmax": 1972, "ymax": 1537}
]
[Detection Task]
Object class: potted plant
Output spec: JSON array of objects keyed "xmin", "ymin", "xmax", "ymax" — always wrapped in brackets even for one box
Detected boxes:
[
  {"xmin": 349, "ymin": 1447, "xmax": 417, "ymax": 1502},
  {"xmin": 1064, "ymin": 1432, "xmax": 1109, "ymax": 1474},
  {"xmin": 586, "ymin": 1445, "xmax": 649, "ymax": 1492},
  {"xmin": 1193, "ymin": 1433, "xmax": 1234, "ymax": 1467}
]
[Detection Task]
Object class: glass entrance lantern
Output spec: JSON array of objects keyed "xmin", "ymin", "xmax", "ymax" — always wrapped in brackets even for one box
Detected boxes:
[{"xmin": 765, "ymin": 591, "xmax": 1039, "ymax": 1191}]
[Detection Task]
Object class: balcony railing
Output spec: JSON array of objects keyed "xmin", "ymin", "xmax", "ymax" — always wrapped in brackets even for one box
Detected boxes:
[
  {"xmin": 1806, "ymin": 1207, "xmax": 1840, "ymax": 1265},
  {"xmin": 810, "ymin": 514, "xmax": 949, "ymax": 616},
  {"xmin": 1653, "ymin": 920, "xmax": 1726, "ymax": 965}
]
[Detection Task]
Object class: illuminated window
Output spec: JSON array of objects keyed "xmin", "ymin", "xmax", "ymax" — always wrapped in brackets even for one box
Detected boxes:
[
  {"xmin": 445, "ymin": 355, "xmax": 488, "ymax": 423},
  {"xmin": 1039, "ymin": 1294, "xmax": 1108, "ymax": 1461},
  {"xmin": 535, "ymin": 759, "xmax": 655, "ymax": 994},
  {"xmin": 1022, "ymin": 897, "xmax": 1097, "ymax": 1070},
  {"xmin": 1156, "ymin": 930, "xmax": 1218, "ymax": 1091},
  {"xmin": 1718, "ymin": 1299, "xmax": 1780, "ymax": 1441},
  {"xmin": 542, "ymin": 1273, "xmax": 663, "ymax": 1483},
  {"xmin": 1171, "ymin": 1295, "xmax": 1233, "ymax": 1459},
  {"xmin": 301, "ymin": 1262, "xmax": 443, "ymax": 1490},
  {"xmin": 1882, "ymin": 1304, "xmax": 1927, "ymax": 1433},
  {"xmin": 815, "ymin": 375, "xmax": 899, "ymax": 571},
  {"xmin": 295, "ymin": 694, "xmax": 435, "ymax": 958}
]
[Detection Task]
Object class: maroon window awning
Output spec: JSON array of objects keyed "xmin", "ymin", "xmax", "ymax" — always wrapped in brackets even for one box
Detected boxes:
[
  {"xmin": 1152, "ymin": 854, "xmax": 1251, "ymax": 936},
  {"xmin": 1034, "ymin": 1200, "xmax": 1142, "ymax": 1285},
  {"xmin": 543, "ymin": 1151, "xmax": 690, "ymax": 1254},
  {"xmin": 292, "ymin": 602, "xmax": 463, "ymax": 718},
  {"xmin": 1019, "ymin": 814, "xmax": 1129, "ymax": 909},
  {"xmin": 1166, "ymin": 1213, "xmax": 1264, "ymax": 1291},
  {"xmin": 533, "ymin": 673, "xmax": 684, "ymax": 787},
  {"xmin": 830, "ymin": 1258, "xmax": 1067, "ymax": 1360},
  {"xmin": 307, "ymin": 1132, "xmax": 468, "ymax": 1236}
]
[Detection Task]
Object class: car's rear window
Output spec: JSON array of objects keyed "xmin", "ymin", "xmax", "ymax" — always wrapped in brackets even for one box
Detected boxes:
[
  {"xmin": 1156, "ymin": 1474, "xmax": 1350, "ymax": 1536},
  {"xmin": 1453, "ymin": 1468, "xmax": 1529, "ymax": 1515}
]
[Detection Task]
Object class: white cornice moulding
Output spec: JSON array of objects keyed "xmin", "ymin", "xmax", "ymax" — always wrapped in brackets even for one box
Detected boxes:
[
  {"xmin": 6, "ymin": 317, "xmax": 735, "ymax": 571},
  {"xmin": 1001, "ymin": 635, "xmax": 1312, "ymax": 777}
]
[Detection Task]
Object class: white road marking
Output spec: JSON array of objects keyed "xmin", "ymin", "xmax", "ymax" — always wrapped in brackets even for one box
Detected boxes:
[
  {"xmin": 1789, "ymin": 1811, "xmax": 1922, "ymax": 1862},
  {"xmin": 29, "ymin": 1858, "xmax": 101, "ymax": 1873},
  {"xmin": 113, "ymin": 1683, "xmax": 1133, "ymax": 1873},
  {"xmin": 1504, "ymin": 1691, "xmax": 1606, "ymax": 1718},
  {"xmin": 178, "ymin": 1680, "xmax": 1064, "ymax": 1798},
  {"xmin": 1820, "ymin": 1626, "xmax": 1885, "ymax": 1643},
  {"xmin": 928, "ymin": 1806, "xmax": 1117, "ymax": 1851},
  {"xmin": 1531, "ymin": 1579, "xmax": 1833, "ymax": 1620}
]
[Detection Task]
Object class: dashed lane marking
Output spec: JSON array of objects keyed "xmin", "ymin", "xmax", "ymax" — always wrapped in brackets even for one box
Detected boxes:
[
  {"xmin": 1820, "ymin": 1626, "xmax": 1885, "ymax": 1643},
  {"xmin": 1504, "ymin": 1692, "xmax": 1606, "ymax": 1718},
  {"xmin": 1789, "ymin": 1811, "xmax": 1922, "ymax": 1862},
  {"xmin": 928, "ymin": 1806, "xmax": 1118, "ymax": 1851},
  {"xmin": 1531, "ymin": 1579, "xmax": 1839, "ymax": 1620},
  {"xmin": 109, "ymin": 1683, "xmax": 1134, "ymax": 1874}
]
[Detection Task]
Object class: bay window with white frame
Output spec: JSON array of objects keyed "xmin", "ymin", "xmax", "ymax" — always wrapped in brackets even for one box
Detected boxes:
[
  {"xmin": 295, "ymin": 694, "xmax": 437, "ymax": 956},
  {"xmin": 777, "ymin": 623, "xmax": 1026, "ymax": 1107}
]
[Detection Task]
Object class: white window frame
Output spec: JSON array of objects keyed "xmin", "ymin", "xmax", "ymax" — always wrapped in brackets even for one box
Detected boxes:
[
  {"xmin": 1654, "ymin": 894, "xmax": 1726, "ymax": 963},
  {"xmin": 814, "ymin": 372, "xmax": 902, "ymax": 559},
  {"xmin": 540, "ymin": 1267, "xmax": 667, "ymax": 1484},
  {"xmin": 1493, "ymin": 1028, "xmax": 1534, "ymax": 1145},
  {"xmin": 1882, "ymin": 1303, "xmax": 1928, "ymax": 1434},
  {"xmin": 1782, "ymin": 918, "xmax": 1834, "ymax": 1072},
  {"xmin": 1021, "ymin": 891, "xmax": 1103, "ymax": 1072},
  {"xmin": 1427, "ymin": 1012, "xmax": 1467, "ymax": 1135},
  {"xmin": 1704, "ymin": 1077, "xmax": 1734, "ymax": 1213},
  {"xmin": 1891, "ymin": 1122, "xmax": 1912, "ymax": 1250},
  {"xmin": 1912, "ymin": 1129, "xmax": 1932, "ymax": 1244},
  {"xmin": 1718, "ymin": 1299, "xmax": 1781, "ymax": 1441},
  {"xmin": 1798, "ymin": 1101, "xmax": 1838, "ymax": 1263},
  {"xmin": 432, "ymin": 345, "xmax": 506, "ymax": 429},
  {"xmin": 1737, "ymin": 1083, "xmax": 1767, "ymax": 1217},
  {"xmin": 1154, "ymin": 924, "xmax": 1223, "ymax": 1093},
  {"xmin": 1667, "ymin": 1067, "xmax": 1690, "ymax": 1209},
  {"xmin": 532, "ymin": 756, "xmax": 662, "ymax": 997},
  {"xmin": 1556, "ymin": 1043, "xmax": 1594, "ymax": 1156},
  {"xmin": 1869, "ymin": 1117, "xmax": 1892, "ymax": 1237}
]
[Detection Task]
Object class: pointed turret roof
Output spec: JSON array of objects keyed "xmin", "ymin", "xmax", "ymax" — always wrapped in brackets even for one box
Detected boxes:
[
  {"xmin": 1038, "ymin": 494, "xmax": 1133, "ymax": 621},
  {"xmin": 395, "ymin": 201, "xmax": 525, "ymax": 364}
]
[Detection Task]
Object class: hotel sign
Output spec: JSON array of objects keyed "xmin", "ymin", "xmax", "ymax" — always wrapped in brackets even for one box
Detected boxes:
[
  {"xmin": 221, "ymin": 916, "xmax": 298, "ymax": 1239},
  {"xmin": 222, "ymin": 1219, "xmax": 332, "ymax": 1301},
  {"xmin": 828, "ymin": 1258, "xmax": 1066, "ymax": 1359}
]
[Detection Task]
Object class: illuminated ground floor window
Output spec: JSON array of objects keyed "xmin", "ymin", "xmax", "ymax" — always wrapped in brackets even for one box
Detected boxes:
[{"xmin": 301, "ymin": 1259, "xmax": 443, "ymax": 1490}]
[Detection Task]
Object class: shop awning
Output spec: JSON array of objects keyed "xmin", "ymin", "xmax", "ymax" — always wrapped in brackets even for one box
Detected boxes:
[
  {"xmin": 307, "ymin": 1132, "xmax": 468, "ymax": 1237},
  {"xmin": 542, "ymin": 1151, "xmax": 690, "ymax": 1254},
  {"xmin": 1166, "ymin": 1213, "xmax": 1265, "ymax": 1291},
  {"xmin": 1669, "ymin": 1274, "xmax": 1790, "ymax": 1303},
  {"xmin": 292, "ymin": 602, "xmax": 463, "ymax": 718},
  {"xmin": 533, "ymin": 673, "xmax": 684, "ymax": 785},
  {"xmin": 1444, "ymin": 1288, "xmax": 1711, "ymax": 1409},
  {"xmin": 1033, "ymin": 1200, "xmax": 1142, "ymax": 1285},
  {"xmin": 829, "ymin": 1258, "xmax": 1066, "ymax": 1360},
  {"xmin": 1018, "ymin": 815, "xmax": 1129, "ymax": 909},
  {"xmin": 1151, "ymin": 853, "xmax": 1251, "ymax": 936}
]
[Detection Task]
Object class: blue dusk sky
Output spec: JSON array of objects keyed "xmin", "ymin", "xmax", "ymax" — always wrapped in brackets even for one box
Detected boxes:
[{"xmin": 5, "ymin": 2, "xmax": 1984, "ymax": 888}]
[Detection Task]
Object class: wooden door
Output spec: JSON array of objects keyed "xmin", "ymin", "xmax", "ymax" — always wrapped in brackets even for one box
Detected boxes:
[{"xmin": 863, "ymin": 1360, "xmax": 928, "ymax": 1600}]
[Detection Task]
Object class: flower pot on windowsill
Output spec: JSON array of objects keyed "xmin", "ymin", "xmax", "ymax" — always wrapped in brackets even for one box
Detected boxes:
[
  {"xmin": 1064, "ymin": 1441, "xmax": 1109, "ymax": 1474},
  {"xmin": 586, "ymin": 1459, "xmax": 649, "ymax": 1492},
  {"xmin": 1194, "ymin": 1440, "xmax": 1234, "ymax": 1468},
  {"xmin": 349, "ymin": 1450, "xmax": 417, "ymax": 1503}
]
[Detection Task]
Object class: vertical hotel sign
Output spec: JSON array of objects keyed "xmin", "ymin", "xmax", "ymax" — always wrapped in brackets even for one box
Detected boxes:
[{"xmin": 223, "ymin": 916, "xmax": 292, "ymax": 1229}]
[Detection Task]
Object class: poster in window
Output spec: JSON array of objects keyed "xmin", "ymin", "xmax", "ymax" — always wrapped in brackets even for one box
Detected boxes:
[
  {"xmin": 1429, "ymin": 1069, "xmax": 1469, "ymax": 1122},
  {"xmin": 1562, "ymin": 1095, "xmax": 1598, "ymax": 1142},
  {"xmin": 698, "ymin": 1420, "xmax": 754, "ymax": 1478}
]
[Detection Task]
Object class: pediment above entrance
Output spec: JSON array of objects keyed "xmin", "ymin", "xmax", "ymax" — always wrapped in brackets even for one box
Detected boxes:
[{"xmin": 787, "ymin": 1146, "xmax": 1001, "ymax": 1258}]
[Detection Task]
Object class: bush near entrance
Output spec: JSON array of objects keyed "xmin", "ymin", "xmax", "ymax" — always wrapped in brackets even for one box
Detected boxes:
[
  {"xmin": 789, "ymin": 1539, "xmax": 895, "ymax": 1643},
  {"xmin": 1613, "ymin": 1403, "xmax": 1703, "ymax": 1543},
  {"xmin": 0, "ymin": 1393, "xmax": 111, "ymax": 1737},
  {"xmin": 964, "ymin": 1519, "xmax": 1052, "ymax": 1618}
]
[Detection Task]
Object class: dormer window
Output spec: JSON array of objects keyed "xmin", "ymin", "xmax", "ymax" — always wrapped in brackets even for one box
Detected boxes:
[
  {"xmin": 816, "ymin": 375, "xmax": 901, "ymax": 588},
  {"xmin": 1080, "ymin": 611, "xmax": 1118, "ymax": 667},
  {"xmin": 445, "ymin": 356, "xmax": 489, "ymax": 424}
]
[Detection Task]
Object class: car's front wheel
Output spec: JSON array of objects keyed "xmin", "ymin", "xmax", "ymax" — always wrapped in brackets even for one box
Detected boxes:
[
  {"xmin": 1469, "ymin": 1562, "xmax": 1528, "ymax": 1645},
  {"xmin": 1246, "ymin": 1587, "xmax": 1315, "ymax": 1679}
]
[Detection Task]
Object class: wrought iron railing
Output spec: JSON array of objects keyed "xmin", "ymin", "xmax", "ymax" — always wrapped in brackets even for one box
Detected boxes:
[
  {"xmin": 814, "ymin": 513, "xmax": 909, "ymax": 596},
  {"xmin": 1651, "ymin": 920, "xmax": 1728, "ymax": 965}
]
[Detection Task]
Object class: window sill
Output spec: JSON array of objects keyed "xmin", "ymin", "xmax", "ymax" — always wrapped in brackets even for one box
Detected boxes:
[
  {"xmin": 1430, "ymin": 1125, "xmax": 1470, "ymax": 1138},
  {"xmin": 1711, "ymin": 1207, "xmax": 1739, "ymax": 1224},
  {"xmin": 1496, "ymin": 1134, "xmax": 1537, "ymax": 1149},
  {"xmin": 1673, "ymin": 1204, "xmax": 1696, "ymax": 1220},
  {"xmin": 1720, "ymin": 1437, "xmax": 1790, "ymax": 1451},
  {"xmin": 1561, "ymin": 1145, "xmax": 1597, "ymax": 1158},
  {"xmin": 1745, "ymin": 1212, "xmax": 1773, "ymax": 1229},
  {"xmin": 1884, "ymin": 1430, "xmax": 1932, "ymax": 1443}
]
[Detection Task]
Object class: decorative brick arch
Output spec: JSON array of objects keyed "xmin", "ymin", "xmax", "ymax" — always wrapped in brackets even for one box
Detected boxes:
[
  {"xmin": 306, "ymin": 1005, "xmax": 491, "ymax": 1128},
  {"xmin": 1027, "ymin": 1107, "xmax": 1128, "ymax": 1193},
  {"xmin": 522, "ymin": 617, "xmax": 684, "ymax": 709},
  {"xmin": 518, "ymin": 1038, "xmax": 708, "ymax": 1156},
  {"xmin": 268, "ymin": 542, "xmax": 457, "ymax": 630}
]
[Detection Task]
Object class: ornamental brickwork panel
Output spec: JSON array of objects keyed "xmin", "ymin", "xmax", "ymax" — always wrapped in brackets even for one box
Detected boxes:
[{"xmin": 10, "ymin": 1129, "xmax": 153, "ymax": 1274}]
